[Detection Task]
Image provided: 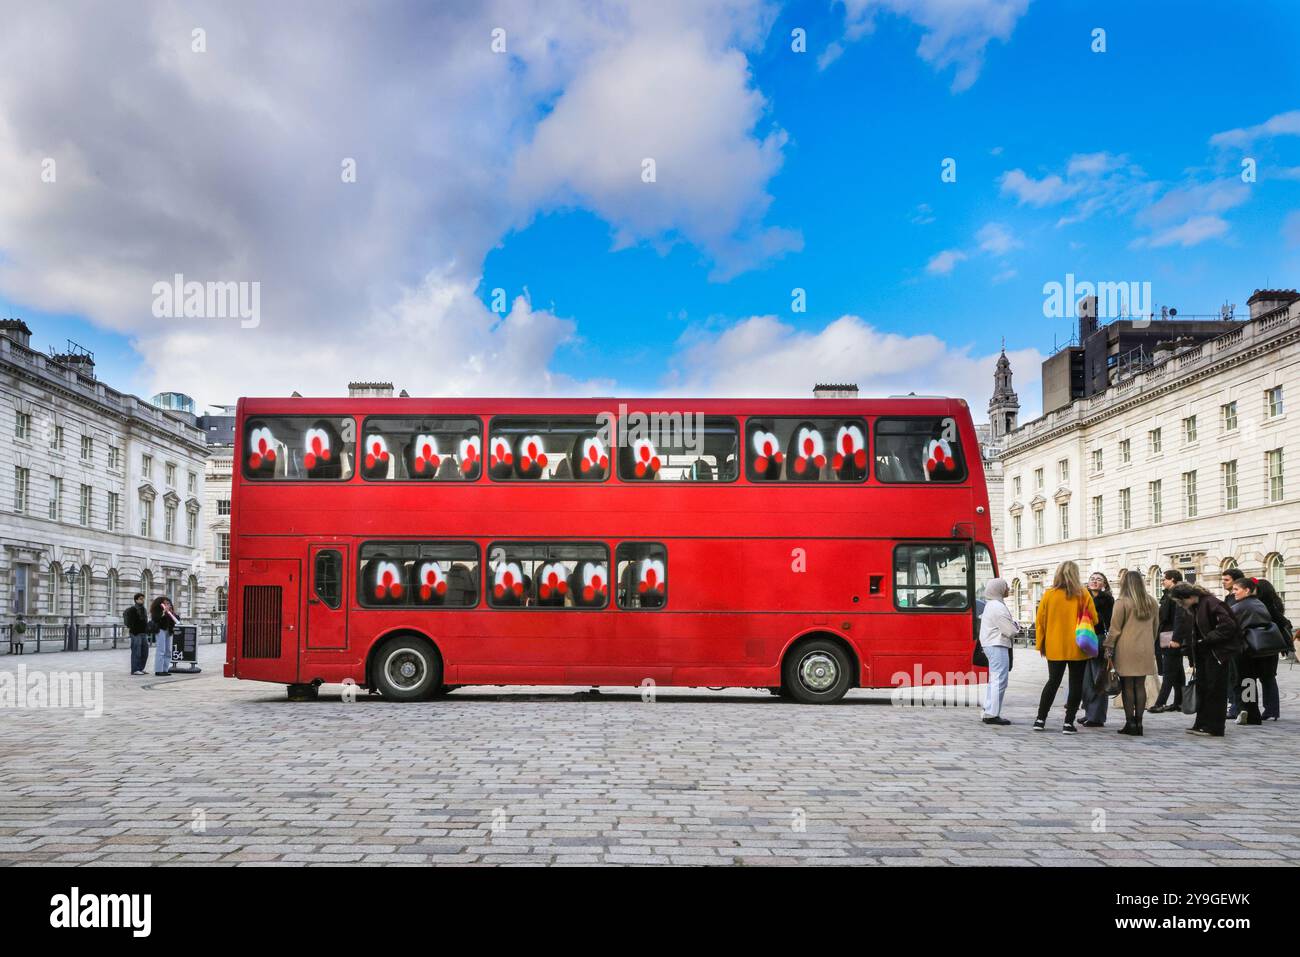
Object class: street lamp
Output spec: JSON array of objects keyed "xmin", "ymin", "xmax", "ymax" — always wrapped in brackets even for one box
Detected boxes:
[{"xmin": 65, "ymin": 567, "xmax": 77, "ymax": 651}]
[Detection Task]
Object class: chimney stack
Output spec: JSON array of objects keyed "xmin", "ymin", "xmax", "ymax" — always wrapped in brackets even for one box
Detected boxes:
[
  {"xmin": 348, "ymin": 381, "xmax": 395, "ymax": 398},
  {"xmin": 1246, "ymin": 289, "xmax": 1299, "ymax": 320},
  {"xmin": 813, "ymin": 383, "xmax": 859, "ymax": 399},
  {"xmin": 0, "ymin": 318, "xmax": 32, "ymax": 349}
]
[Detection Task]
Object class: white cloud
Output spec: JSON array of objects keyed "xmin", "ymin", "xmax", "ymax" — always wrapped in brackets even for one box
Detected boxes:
[
  {"xmin": 838, "ymin": 0, "xmax": 1032, "ymax": 92},
  {"xmin": 999, "ymin": 169, "xmax": 1077, "ymax": 206},
  {"xmin": 663, "ymin": 313, "xmax": 1044, "ymax": 419},
  {"xmin": 1209, "ymin": 110, "xmax": 1300, "ymax": 149},
  {"xmin": 1285, "ymin": 211, "xmax": 1300, "ymax": 247},
  {"xmin": 1130, "ymin": 180, "xmax": 1248, "ymax": 248},
  {"xmin": 976, "ymin": 222, "xmax": 1021, "ymax": 255},
  {"xmin": 926, "ymin": 248, "xmax": 968, "ymax": 274},
  {"xmin": 1135, "ymin": 215, "xmax": 1230, "ymax": 249}
]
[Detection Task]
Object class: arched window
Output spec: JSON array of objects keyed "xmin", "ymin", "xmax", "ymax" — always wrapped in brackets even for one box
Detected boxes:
[
  {"xmin": 140, "ymin": 569, "xmax": 153, "ymax": 602},
  {"xmin": 187, "ymin": 575, "xmax": 199, "ymax": 617},
  {"xmin": 78, "ymin": 565, "xmax": 91, "ymax": 616},
  {"xmin": 1010, "ymin": 578, "xmax": 1023, "ymax": 620},
  {"xmin": 107, "ymin": 570, "xmax": 119, "ymax": 616},
  {"xmin": 47, "ymin": 562, "xmax": 62, "ymax": 613},
  {"xmin": 216, "ymin": 586, "xmax": 228, "ymax": 615},
  {"xmin": 1220, "ymin": 557, "xmax": 1238, "ymax": 572},
  {"xmin": 1147, "ymin": 565, "xmax": 1162, "ymax": 594},
  {"xmin": 1264, "ymin": 553, "xmax": 1287, "ymax": 603}
]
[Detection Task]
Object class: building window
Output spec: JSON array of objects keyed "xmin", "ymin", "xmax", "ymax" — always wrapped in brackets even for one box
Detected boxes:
[
  {"xmin": 47, "ymin": 562, "xmax": 61, "ymax": 613},
  {"xmin": 1221, "ymin": 402, "xmax": 1238, "ymax": 432},
  {"xmin": 14, "ymin": 410, "xmax": 31, "ymax": 440},
  {"xmin": 1148, "ymin": 428, "xmax": 1162, "ymax": 455},
  {"xmin": 107, "ymin": 492, "xmax": 121, "ymax": 531},
  {"xmin": 1058, "ymin": 502, "xmax": 1069, "ymax": 540},
  {"xmin": 1221, "ymin": 461, "xmax": 1238, "ymax": 511},
  {"xmin": 1120, "ymin": 488, "xmax": 1132, "ymax": 531},
  {"xmin": 1264, "ymin": 553, "xmax": 1287, "ymax": 602},
  {"xmin": 1091, "ymin": 495, "xmax": 1103, "ymax": 535},
  {"xmin": 1058, "ymin": 458, "xmax": 1069, "ymax": 483},
  {"xmin": 139, "ymin": 495, "xmax": 153, "ymax": 537},
  {"xmin": 1034, "ymin": 467, "xmax": 1044, "ymax": 491},
  {"xmin": 216, "ymin": 532, "xmax": 231, "ymax": 562},
  {"xmin": 165, "ymin": 463, "xmax": 176, "ymax": 487},
  {"xmin": 217, "ymin": 498, "xmax": 231, "ymax": 516},
  {"xmin": 1266, "ymin": 386, "xmax": 1284, "ymax": 419},
  {"xmin": 1182, "ymin": 415, "xmax": 1197, "ymax": 444},
  {"xmin": 1033, "ymin": 508, "xmax": 1044, "ymax": 545},
  {"xmin": 1090, "ymin": 449, "xmax": 1103, "ymax": 473},
  {"xmin": 1119, "ymin": 438, "xmax": 1131, "ymax": 464},
  {"xmin": 1149, "ymin": 480, "xmax": 1162, "ymax": 525},
  {"xmin": 77, "ymin": 567, "xmax": 89, "ymax": 616},
  {"xmin": 13, "ymin": 467, "xmax": 30, "ymax": 514},
  {"xmin": 79, "ymin": 484, "xmax": 92, "ymax": 526},
  {"xmin": 51, "ymin": 424, "xmax": 64, "ymax": 450},
  {"xmin": 1268, "ymin": 449, "xmax": 1284, "ymax": 503},
  {"xmin": 11, "ymin": 563, "xmax": 32, "ymax": 615},
  {"xmin": 164, "ymin": 504, "xmax": 177, "ymax": 543},
  {"xmin": 1012, "ymin": 476, "xmax": 1021, "ymax": 498},
  {"xmin": 80, "ymin": 434, "xmax": 93, "ymax": 461},
  {"xmin": 1181, "ymin": 471, "xmax": 1198, "ymax": 518},
  {"xmin": 186, "ymin": 510, "xmax": 197, "ymax": 546},
  {"xmin": 48, "ymin": 475, "xmax": 62, "ymax": 522},
  {"xmin": 1013, "ymin": 513, "xmax": 1023, "ymax": 549},
  {"xmin": 216, "ymin": 586, "xmax": 228, "ymax": 615},
  {"xmin": 187, "ymin": 471, "xmax": 196, "ymax": 494},
  {"xmin": 142, "ymin": 454, "xmax": 153, "ymax": 479},
  {"xmin": 108, "ymin": 446, "xmax": 122, "ymax": 470}
]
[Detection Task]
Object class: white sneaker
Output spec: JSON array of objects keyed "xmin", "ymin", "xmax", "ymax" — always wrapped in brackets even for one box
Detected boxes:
[{"xmin": 1236, "ymin": 712, "xmax": 1248, "ymax": 725}]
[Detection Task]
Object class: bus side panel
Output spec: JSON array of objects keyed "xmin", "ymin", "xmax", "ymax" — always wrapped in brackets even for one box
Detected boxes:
[{"xmin": 228, "ymin": 558, "xmax": 301, "ymax": 684}]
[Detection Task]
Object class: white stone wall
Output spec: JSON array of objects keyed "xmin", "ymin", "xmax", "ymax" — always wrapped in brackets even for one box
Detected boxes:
[
  {"xmin": 998, "ymin": 300, "xmax": 1300, "ymax": 623},
  {"xmin": 203, "ymin": 447, "xmax": 233, "ymax": 619},
  {"xmin": 1, "ymin": 335, "xmax": 209, "ymax": 627}
]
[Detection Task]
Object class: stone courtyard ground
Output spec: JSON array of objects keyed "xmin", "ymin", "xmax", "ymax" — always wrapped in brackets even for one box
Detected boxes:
[{"xmin": 2, "ymin": 643, "xmax": 1298, "ymax": 865}]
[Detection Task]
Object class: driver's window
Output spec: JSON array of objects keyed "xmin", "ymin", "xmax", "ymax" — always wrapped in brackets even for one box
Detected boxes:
[{"xmin": 894, "ymin": 543, "xmax": 971, "ymax": 610}]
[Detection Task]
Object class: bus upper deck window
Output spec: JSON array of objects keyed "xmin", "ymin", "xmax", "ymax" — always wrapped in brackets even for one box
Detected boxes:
[
  {"xmin": 243, "ymin": 416, "xmax": 355, "ymax": 480},
  {"xmin": 488, "ymin": 416, "xmax": 610, "ymax": 481},
  {"xmin": 744, "ymin": 418, "xmax": 868, "ymax": 482},
  {"xmin": 874, "ymin": 416, "xmax": 966, "ymax": 483},
  {"xmin": 617, "ymin": 415, "xmax": 738, "ymax": 482},
  {"xmin": 357, "ymin": 417, "xmax": 482, "ymax": 480}
]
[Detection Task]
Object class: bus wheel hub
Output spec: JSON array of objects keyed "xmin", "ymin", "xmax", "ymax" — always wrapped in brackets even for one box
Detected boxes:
[{"xmin": 800, "ymin": 653, "xmax": 838, "ymax": 692}]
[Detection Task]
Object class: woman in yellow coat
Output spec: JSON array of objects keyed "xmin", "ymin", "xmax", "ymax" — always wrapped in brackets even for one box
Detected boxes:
[{"xmin": 1034, "ymin": 561, "xmax": 1098, "ymax": 734}]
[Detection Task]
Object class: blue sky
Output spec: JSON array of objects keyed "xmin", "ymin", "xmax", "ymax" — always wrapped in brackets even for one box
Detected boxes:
[{"xmin": 2, "ymin": 0, "xmax": 1299, "ymax": 420}]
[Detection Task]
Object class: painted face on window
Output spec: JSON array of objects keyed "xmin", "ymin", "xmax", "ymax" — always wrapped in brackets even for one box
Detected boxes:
[
  {"xmin": 923, "ymin": 437, "xmax": 956, "ymax": 479},
  {"xmin": 788, "ymin": 423, "xmax": 826, "ymax": 478},
  {"xmin": 246, "ymin": 422, "xmax": 278, "ymax": 476},
  {"xmin": 577, "ymin": 434, "xmax": 609, "ymax": 479},
  {"xmin": 362, "ymin": 434, "xmax": 392, "ymax": 478},
  {"xmin": 415, "ymin": 561, "xmax": 447, "ymax": 603},
  {"xmin": 458, "ymin": 433, "xmax": 481, "ymax": 479},
  {"xmin": 638, "ymin": 557, "xmax": 666, "ymax": 596},
  {"xmin": 750, "ymin": 428, "xmax": 782, "ymax": 479},
  {"xmin": 630, "ymin": 438, "xmax": 660, "ymax": 479},
  {"xmin": 832, "ymin": 423, "xmax": 867, "ymax": 480},
  {"xmin": 368, "ymin": 559, "xmax": 405, "ymax": 603},
  {"xmin": 492, "ymin": 561, "xmax": 525, "ymax": 603},
  {"xmin": 536, "ymin": 562, "xmax": 570, "ymax": 603},
  {"xmin": 304, "ymin": 420, "xmax": 343, "ymax": 478},
  {"xmin": 405, "ymin": 433, "xmax": 440, "ymax": 478},
  {"xmin": 576, "ymin": 561, "xmax": 607, "ymax": 604},
  {"xmin": 488, "ymin": 435, "xmax": 514, "ymax": 479},
  {"xmin": 515, "ymin": 434, "xmax": 548, "ymax": 479}
]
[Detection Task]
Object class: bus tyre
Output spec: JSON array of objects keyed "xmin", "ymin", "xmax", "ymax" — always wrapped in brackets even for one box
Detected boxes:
[
  {"xmin": 373, "ymin": 636, "xmax": 441, "ymax": 702},
  {"xmin": 783, "ymin": 639, "xmax": 852, "ymax": 704},
  {"xmin": 286, "ymin": 683, "xmax": 318, "ymax": 702}
]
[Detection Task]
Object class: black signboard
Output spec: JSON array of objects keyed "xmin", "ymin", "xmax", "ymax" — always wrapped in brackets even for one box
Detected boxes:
[{"xmin": 170, "ymin": 625, "xmax": 201, "ymax": 672}]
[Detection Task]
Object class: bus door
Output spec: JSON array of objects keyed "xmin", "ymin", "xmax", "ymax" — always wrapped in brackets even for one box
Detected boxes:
[
  {"xmin": 306, "ymin": 544, "xmax": 349, "ymax": 651},
  {"xmin": 233, "ymin": 558, "xmax": 300, "ymax": 682}
]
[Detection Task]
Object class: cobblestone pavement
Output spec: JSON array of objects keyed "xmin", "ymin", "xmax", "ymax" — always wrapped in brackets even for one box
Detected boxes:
[{"xmin": 2, "ymin": 644, "xmax": 1299, "ymax": 866}]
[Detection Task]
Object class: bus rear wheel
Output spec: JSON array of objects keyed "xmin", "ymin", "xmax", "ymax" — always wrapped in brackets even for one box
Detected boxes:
[
  {"xmin": 373, "ymin": 636, "xmax": 441, "ymax": 702},
  {"xmin": 783, "ymin": 639, "xmax": 852, "ymax": 704}
]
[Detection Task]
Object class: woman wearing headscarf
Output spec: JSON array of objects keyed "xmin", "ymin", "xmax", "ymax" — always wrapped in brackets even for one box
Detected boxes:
[
  {"xmin": 979, "ymin": 578, "xmax": 1020, "ymax": 725},
  {"xmin": 1103, "ymin": 571, "xmax": 1160, "ymax": 735},
  {"xmin": 1033, "ymin": 561, "xmax": 1098, "ymax": 735}
]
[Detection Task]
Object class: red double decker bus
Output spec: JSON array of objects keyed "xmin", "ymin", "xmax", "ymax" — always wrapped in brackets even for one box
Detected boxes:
[{"xmin": 225, "ymin": 395, "xmax": 996, "ymax": 703}]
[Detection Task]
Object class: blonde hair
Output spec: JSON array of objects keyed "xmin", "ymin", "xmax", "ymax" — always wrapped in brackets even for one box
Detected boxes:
[
  {"xmin": 1119, "ymin": 570, "xmax": 1159, "ymax": 619},
  {"xmin": 1052, "ymin": 561, "xmax": 1083, "ymax": 599}
]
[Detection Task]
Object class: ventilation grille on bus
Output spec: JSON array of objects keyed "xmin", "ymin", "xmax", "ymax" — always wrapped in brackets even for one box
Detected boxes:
[{"xmin": 241, "ymin": 585, "xmax": 282, "ymax": 659}]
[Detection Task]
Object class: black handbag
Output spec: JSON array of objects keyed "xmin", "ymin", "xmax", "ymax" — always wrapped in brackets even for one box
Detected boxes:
[
  {"xmin": 1244, "ymin": 622, "xmax": 1290, "ymax": 657},
  {"xmin": 972, "ymin": 636, "xmax": 988, "ymax": 668},
  {"xmin": 1181, "ymin": 674, "xmax": 1198, "ymax": 715}
]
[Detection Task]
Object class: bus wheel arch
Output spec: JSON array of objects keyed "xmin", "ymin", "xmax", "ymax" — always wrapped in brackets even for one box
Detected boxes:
[
  {"xmin": 366, "ymin": 629, "xmax": 444, "ymax": 702},
  {"xmin": 780, "ymin": 631, "xmax": 859, "ymax": 704}
]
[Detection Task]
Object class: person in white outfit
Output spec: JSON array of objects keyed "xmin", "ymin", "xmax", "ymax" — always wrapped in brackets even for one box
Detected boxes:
[{"xmin": 979, "ymin": 578, "xmax": 1021, "ymax": 725}]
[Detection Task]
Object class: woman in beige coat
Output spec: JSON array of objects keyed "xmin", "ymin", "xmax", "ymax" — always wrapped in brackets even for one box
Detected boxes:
[{"xmin": 1103, "ymin": 570, "xmax": 1160, "ymax": 736}]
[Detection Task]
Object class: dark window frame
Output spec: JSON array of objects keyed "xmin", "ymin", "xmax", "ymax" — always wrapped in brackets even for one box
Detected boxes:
[
  {"xmin": 240, "ymin": 414, "xmax": 357, "ymax": 483},
  {"xmin": 485, "ymin": 415, "xmax": 614, "ymax": 484},
  {"xmin": 485, "ymin": 540, "xmax": 612, "ymax": 610},
  {"xmin": 873, "ymin": 415, "xmax": 969, "ymax": 485},
  {"xmin": 614, "ymin": 541, "xmax": 668, "ymax": 611},
  {"xmin": 742, "ymin": 415, "xmax": 870, "ymax": 484},
  {"xmin": 356, "ymin": 540, "xmax": 481, "ymax": 609},
  {"xmin": 313, "ymin": 549, "xmax": 343, "ymax": 609},
  {"xmin": 615, "ymin": 414, "xmax": 741, "ymax": 484},
  {"xmin": 356, "ymin": 414, "xmax": 485, "ymax": 483},
  {"xmin": 891, "ymin": 541, "xmax": 973, "ymax": 613}
]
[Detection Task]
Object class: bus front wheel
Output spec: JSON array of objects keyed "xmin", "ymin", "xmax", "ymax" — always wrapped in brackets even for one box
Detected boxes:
[
  {"xmin": 782, "ymin": 639, "xmax": 852, "ymax": 704},
  {"xmin": 373, "ymin": 636, "xmax": 442, "ymax": 702}
]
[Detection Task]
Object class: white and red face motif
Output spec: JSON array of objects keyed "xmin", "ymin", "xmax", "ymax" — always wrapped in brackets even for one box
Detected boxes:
[
  {"xmin": 247, "ymin": 424, "xmax": 278, "ymax": 474},
  {"xmin": 362, "ymin": 434, "xmax": 392, "ymax": 474},
  {"xmin": 416, "ymin": 561, "xmax": 447, "ymax": 602},
  {"xmin": 631, "ymin": 438, "xmax": 660, "ymax": 478},
  {"xmin": 831, "ymin": 424, "xmax": 867, "ymax": 475},
  {"xmin": 536, "ymin": 562, "xmax": 570, "ymax": 601},
  {"xmin": 517, "ymin": 434, "xmax": 549, "ymax": 476},
  {"xmin": 492, "ymin": 561, "xmax": 525, "ymax": 601},
  {"xmin": 924, "ymin": 438, "xmax": 956, "ymax": 478},
  {"xmin": 372, "ymin": 560, "xmax": 404, "ymax": 601},
  {"xmin": 458, "ymin": 434, "xmax": 481, "ymax": 477},
  {"xmin": 578, "ymin": 436, "xmax": 609, "ymax": 477},
  {"xmin": 751, "ymin": 429, "xmax": 783, "ymax": 477},
  {"xmin": 303, "ymin": 425, "xmax": 334, "ymax": 472},
  {"xmin": 578, "ymin": 561, "xmax": 607, "ymax": 604},
  {"xmin": 637, "ymin": 556, "xmax": 666, "ymax": 596},
  {"xmin": 790, "ymin": 426, "xmax": 827, "ymax": 477},
  {"xmin": 488, "ymin": 435, "xmax": 513, "ymax": 477},
  {"xmin": 408, "ymin": 433, "xmax": 440, "ymax": 476}
]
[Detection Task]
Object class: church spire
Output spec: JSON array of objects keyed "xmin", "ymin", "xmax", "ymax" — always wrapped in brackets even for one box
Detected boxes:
[{"xmin": 989, "ymin": 347, "xmax": 1019, "ymax": 441}]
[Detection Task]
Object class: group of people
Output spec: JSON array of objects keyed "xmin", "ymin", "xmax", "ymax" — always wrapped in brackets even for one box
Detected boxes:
[
  {"xmin": 122, "ymin": 592, "xmax": 181, "ymax": 676},
  {"xmin": 979, "ymin": 562, "xmax": 1295, "ymax": 737}
]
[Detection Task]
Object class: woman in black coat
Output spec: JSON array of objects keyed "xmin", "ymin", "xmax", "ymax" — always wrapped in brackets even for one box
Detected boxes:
[
  {"xmin": 1235, "ymin": 578, "xmax": 1289, "ymax": 722},
  {"xmin": 1150, "ymin": 569, "xmax": 1188, "ymax": 712},
  {"xmin": 1168, "ymin": 584, "xmax": 1243, "ymax": 737}
]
